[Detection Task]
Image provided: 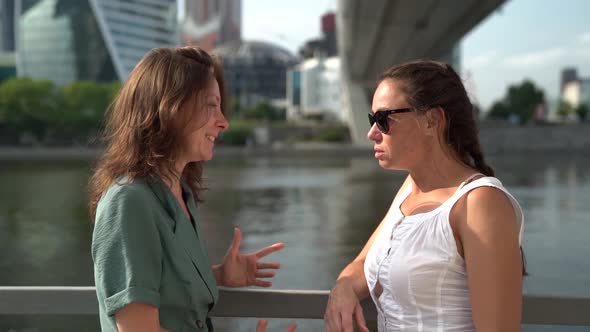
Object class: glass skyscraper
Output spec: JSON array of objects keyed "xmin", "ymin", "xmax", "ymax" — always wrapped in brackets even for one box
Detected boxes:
[{"xmin": 15, "ymin": 0, "xmax": 177, "ymax": 84}]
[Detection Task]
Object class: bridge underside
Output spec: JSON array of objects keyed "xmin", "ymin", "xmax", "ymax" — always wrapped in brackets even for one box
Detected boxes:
[{"xmin": 337, "ymin": 0, "xmax": 506, "ymax": 145}]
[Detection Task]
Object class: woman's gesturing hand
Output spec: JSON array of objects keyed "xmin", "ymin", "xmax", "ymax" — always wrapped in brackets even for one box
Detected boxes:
[
  {"xmin": 218, "ymin": 227, "xmax": 284, "ymax": 287},
  {"xmin": 324, "ymin": 279, "xmax": 369, "ymax": 332}
]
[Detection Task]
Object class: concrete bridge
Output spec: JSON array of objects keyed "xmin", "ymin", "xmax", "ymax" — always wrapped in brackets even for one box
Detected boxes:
[{"xmin": 337, "ymin": 0, "xmax": 506, "ymax": 144}]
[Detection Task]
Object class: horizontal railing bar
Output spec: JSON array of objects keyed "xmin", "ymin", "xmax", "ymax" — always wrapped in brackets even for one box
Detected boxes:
[
  {"xmin": 0, "ymin": 287, "xmax": 98, "ymax": 315},
  {"xmin": 210, "ymin": 289, "xmax": 379, "ymax": 320},
  {"xmin": 0, "ymin": 287, "xmax": 588, "ymax": 326}
]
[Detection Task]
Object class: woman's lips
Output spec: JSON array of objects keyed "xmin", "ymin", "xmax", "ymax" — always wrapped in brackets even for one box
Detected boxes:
[{"xmin": 374, "ymin": 148, "xmax": 384, "ymax": 159}]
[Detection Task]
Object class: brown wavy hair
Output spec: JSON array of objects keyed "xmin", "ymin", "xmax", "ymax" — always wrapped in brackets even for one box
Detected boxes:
[
  {"xmin": 88, "ymin": 47, "xmax": 227, "ymax": 221},
  {"xmin": 380, "ymin": 60, "xmax": 494, "ymax": 177}
]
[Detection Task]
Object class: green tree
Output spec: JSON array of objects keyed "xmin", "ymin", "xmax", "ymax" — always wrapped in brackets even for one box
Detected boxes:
[
  {"xmin": 575, "ymin": 104, "xmax": 588, "ymax": 122},
  {"xmin": 242, "ymin": 101, "xmax": 285, "ymax": 121},
  {"xmin": 0, "ymin": 78, "xmax": 61, "ymax": 140},
  {"xmin": 487, "ymin": 80, "xmax": 545, "ymax": 124},
  {"xmin": 556, "ymin": 99, "xmax": 574, "ymax": 121},
  {"xmin": 488, "ymin": 101, "xmax": 511, "ymax": 120},
  {"xmin": 61, "ymin": 81, "xmax": 120, "ymax": 136}
]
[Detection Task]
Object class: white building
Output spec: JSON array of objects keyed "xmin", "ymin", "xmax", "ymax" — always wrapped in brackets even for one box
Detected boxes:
[
  {"xmin": 556, "ymin": 68, "xmax": 590, "ymax": 122},
  {"xmin": 563, "ymin": 80, "xmax": 590, "ymax": 107},
  {"xmin": 286, "ymin": 56, "xmax": 346, "ymax": 123}
]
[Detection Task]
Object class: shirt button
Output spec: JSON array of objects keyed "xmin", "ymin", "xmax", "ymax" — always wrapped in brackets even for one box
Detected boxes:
[{"xmin": 196, "ymin": 320, "xmax": 205, "ymax": 329}]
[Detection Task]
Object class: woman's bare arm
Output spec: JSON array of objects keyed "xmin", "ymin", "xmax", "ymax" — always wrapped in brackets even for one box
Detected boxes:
[
  {"xmin": 115, "ymin": 303, "xmax": 169, "ymax": 332},
  {"xmin": 455, "ymin": 187, "xmax": 522, "ymax": 332}
]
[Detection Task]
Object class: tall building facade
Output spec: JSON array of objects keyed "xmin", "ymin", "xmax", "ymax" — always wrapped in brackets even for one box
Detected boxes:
[
  {"xmin": 299, "ymin": 12, "xmax": 337, "ymax": 59},
  {"xmin": 180, "ymin": 0, "xmax": 241, "ymax": 52},
  {"xmin": 554, "ymin": 68, "xmax": 590, "ymax": 122},
  {"xmin": 562, "ymin": 71, "xmax": 590, "ymax": 107},
  {"xmin": 15, "ymin": 0, "xmax": 177, "ymax": 84},
  {"xmin": 0, "ymin": 0, "xmax": 16, "ymax": 51},
  {"xmin": 0, "ymin": 0, "xmax": 16, "ymax": 82}
]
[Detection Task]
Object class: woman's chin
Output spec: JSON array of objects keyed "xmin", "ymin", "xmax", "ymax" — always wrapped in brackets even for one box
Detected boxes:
[{"xmin": 378, "ymin": 159, "xmax": 401, "ymax": 170}]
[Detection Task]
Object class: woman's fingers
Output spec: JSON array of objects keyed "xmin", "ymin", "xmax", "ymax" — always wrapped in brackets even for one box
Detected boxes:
[
  {"xmin": 255, "ymin": 270, "xmax": 276, "ymax": 278},
  {"xmin": 354, "ymin": 304, "xmax": 369, "ymax": 332},
  {"xmin": 257, "ymin": 261, "xmax": 281, "ymax": 270},
  {"xmin": 229, "ymin": 227, "xmax": 242, "ymax": 255},
  {"xmin": 254, "ymin": 279, "xmax": 273, "ymax": 287},
  {"xmin": 254, "ymin": 243, "xmax": 285, "ymax": 258},
  {"xmin": 341, "ymin": 311, "xmax": 354, "ymax": 332},
  {"xmin": 256, "ymin": 320, "xmax": 268, "ymax": 332}
]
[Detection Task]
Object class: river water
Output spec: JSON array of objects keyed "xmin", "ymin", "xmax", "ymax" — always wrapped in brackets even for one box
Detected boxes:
[{"xmin": 1, "ymin": 151, "xmax": 588, "ymax": 331}]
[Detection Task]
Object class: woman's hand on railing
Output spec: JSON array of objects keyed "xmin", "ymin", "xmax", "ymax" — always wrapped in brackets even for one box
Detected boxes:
[
  {"xmin": 324, "ymin": 279, "xmax": 368, "ymax": 332},
  {"xmin": 256, "ymin": 320, "xmax": 297, "ymax": 331}
]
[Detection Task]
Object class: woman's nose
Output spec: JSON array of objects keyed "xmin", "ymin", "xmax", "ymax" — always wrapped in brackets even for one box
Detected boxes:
[
  {"xmin": 367, "ymin": 123, "xmax": 381, "ymax": 141},
  {"xmin": 218, "ymin": 111, "xmax": 229, "ymax": 130}
]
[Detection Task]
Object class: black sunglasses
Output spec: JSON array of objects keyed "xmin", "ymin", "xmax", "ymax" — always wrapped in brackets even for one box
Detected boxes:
[{"xmin": 368, "ymin": 108, "xmax": 413, "ymax": 133}]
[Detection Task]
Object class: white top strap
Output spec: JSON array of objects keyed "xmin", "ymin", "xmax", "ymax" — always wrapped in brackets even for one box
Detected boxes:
[
  {"xmin": 457, "ymin": 172, "xmax": 485, "ymax": 190},
  {"xmin": 446, "ymin": 177, "xmax": 525, "ymax": 244}
]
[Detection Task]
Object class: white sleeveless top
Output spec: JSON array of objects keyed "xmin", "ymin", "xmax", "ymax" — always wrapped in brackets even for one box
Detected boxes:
[{"xmin": 364, "ymin": 176, "xmax": 524, "ymax": 332}]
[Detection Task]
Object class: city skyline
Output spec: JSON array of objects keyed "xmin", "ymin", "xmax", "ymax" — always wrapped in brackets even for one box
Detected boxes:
[{"xmin": 241, "ymin": 0, "xmax": 590, "ymax": 110}]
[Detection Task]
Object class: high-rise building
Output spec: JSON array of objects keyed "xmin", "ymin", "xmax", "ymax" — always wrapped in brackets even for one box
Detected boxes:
[
  {"xmin": 0, "ymin": 0, "xmax": 16, "ymax": 51},
  {"xmin": 14, "ymin": 0, "xmax": 178, "ymax": 84},
  {"xmin": 556, "ymin": 68, "xmax": 590, "ymax": 122},
  {"xmin": 299, "ymin": 12, "xmax": 337, "ymax": 59},
  {"xmin": 180, "ymin": 0, "xmax": 241, "ymax": 52},
  {"xmin": 0, "ymin": 0, "xmax": 16, "ymax": 82},
  {"xmin": 561, "ymin": 68, "xmax": 578, "ymax": 94}
]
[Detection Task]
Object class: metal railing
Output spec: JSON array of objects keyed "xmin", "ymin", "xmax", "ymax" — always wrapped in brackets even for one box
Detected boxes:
[{"xmin": 1, "ymin": 287, "xmax": 589, "ymax": 326}]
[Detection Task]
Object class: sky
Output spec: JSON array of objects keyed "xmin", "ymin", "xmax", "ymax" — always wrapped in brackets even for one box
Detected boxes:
[{"xmin": 241, "ymin": 0, "xmax": 590, "ymax": 110}]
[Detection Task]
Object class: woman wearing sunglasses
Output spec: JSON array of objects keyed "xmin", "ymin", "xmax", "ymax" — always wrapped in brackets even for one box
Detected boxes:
[{"xmin": 324, "ymin": 60, "xmax": 525, "ymax": 332}]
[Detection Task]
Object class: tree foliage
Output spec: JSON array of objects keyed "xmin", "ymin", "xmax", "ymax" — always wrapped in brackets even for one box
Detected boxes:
[
  {"xmin": 487, "ymin": 80, "xmax": 545, "ymax": 124},
  {"xmin": 556, "ymin": 99, "xmax": 574, "ymax": 121},
  {"xmin": 575, "ymin": 104, "xmax": 588, "ymax": 122},
  {"xmin": 0, "ymin": 78, "xmax": 120, "ymax": 144},
  {"xmin": 241, "ymin": 101, "xmax": 286, "ymax": 122}
]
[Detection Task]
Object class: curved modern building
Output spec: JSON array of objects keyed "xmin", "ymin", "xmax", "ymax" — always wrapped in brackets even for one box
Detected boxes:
[
  {"xmin": 15, "ymin": 0, "xmax": 177, "ymax": 84},
  {"xmin": 213, "ymin": 40, "xmax": 298, "ymax": 106}
]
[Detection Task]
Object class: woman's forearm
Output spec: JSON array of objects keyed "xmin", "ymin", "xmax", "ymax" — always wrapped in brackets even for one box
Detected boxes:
[{"xmin": 336, "ymin": 260, "xmax": 369, "ymax": 299}]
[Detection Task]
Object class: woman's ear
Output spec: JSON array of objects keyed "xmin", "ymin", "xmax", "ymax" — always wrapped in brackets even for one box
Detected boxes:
[{"xmin": 424, "ymin": 107, "xmax": 445, "ymax": 136}]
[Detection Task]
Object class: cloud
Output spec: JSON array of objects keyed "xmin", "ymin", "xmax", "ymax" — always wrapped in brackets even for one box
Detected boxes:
[
  {"xmin": 577, "ymin": 32, "xmax": 590, "ymax": 44},
  {"xmin": 501, "ymin": 48, "xmax": 565, "ymax": 67},
  {"xmin": 465, "ymin": 51, "xmax": 499, "ymax": 68},
  {"xmin": 572, "ymin": 48, "xmax": 590, "ymax": 57}
]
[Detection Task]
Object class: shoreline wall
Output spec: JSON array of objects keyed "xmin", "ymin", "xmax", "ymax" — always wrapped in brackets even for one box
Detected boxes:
[{"xmin": 0, "ymin": 124, "xmax": 588, "ymax": 161}]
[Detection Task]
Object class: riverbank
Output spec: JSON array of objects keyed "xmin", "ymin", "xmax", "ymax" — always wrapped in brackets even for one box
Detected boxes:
[
  {"xmin": 0, "ymin": 143, "xmax": 585, "ymax": 163},
  {"xmin": 0, "ymin": 143, "xmax": 373, "ymax": 162},
  {"xmin": 1, "ymin": 123, "xmax": 588, "ymax": 161}
]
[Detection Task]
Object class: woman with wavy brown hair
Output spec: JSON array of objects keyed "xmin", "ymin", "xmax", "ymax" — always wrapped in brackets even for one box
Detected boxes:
[{"xmin": 89, "ymin": 47, "xmax": 295, "ymax": 332}]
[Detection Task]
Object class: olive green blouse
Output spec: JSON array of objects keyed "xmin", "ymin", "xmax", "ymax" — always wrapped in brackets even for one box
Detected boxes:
[{"xmin": 92, "ymin": 177, "xmax": 219, "ymax": 331}]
